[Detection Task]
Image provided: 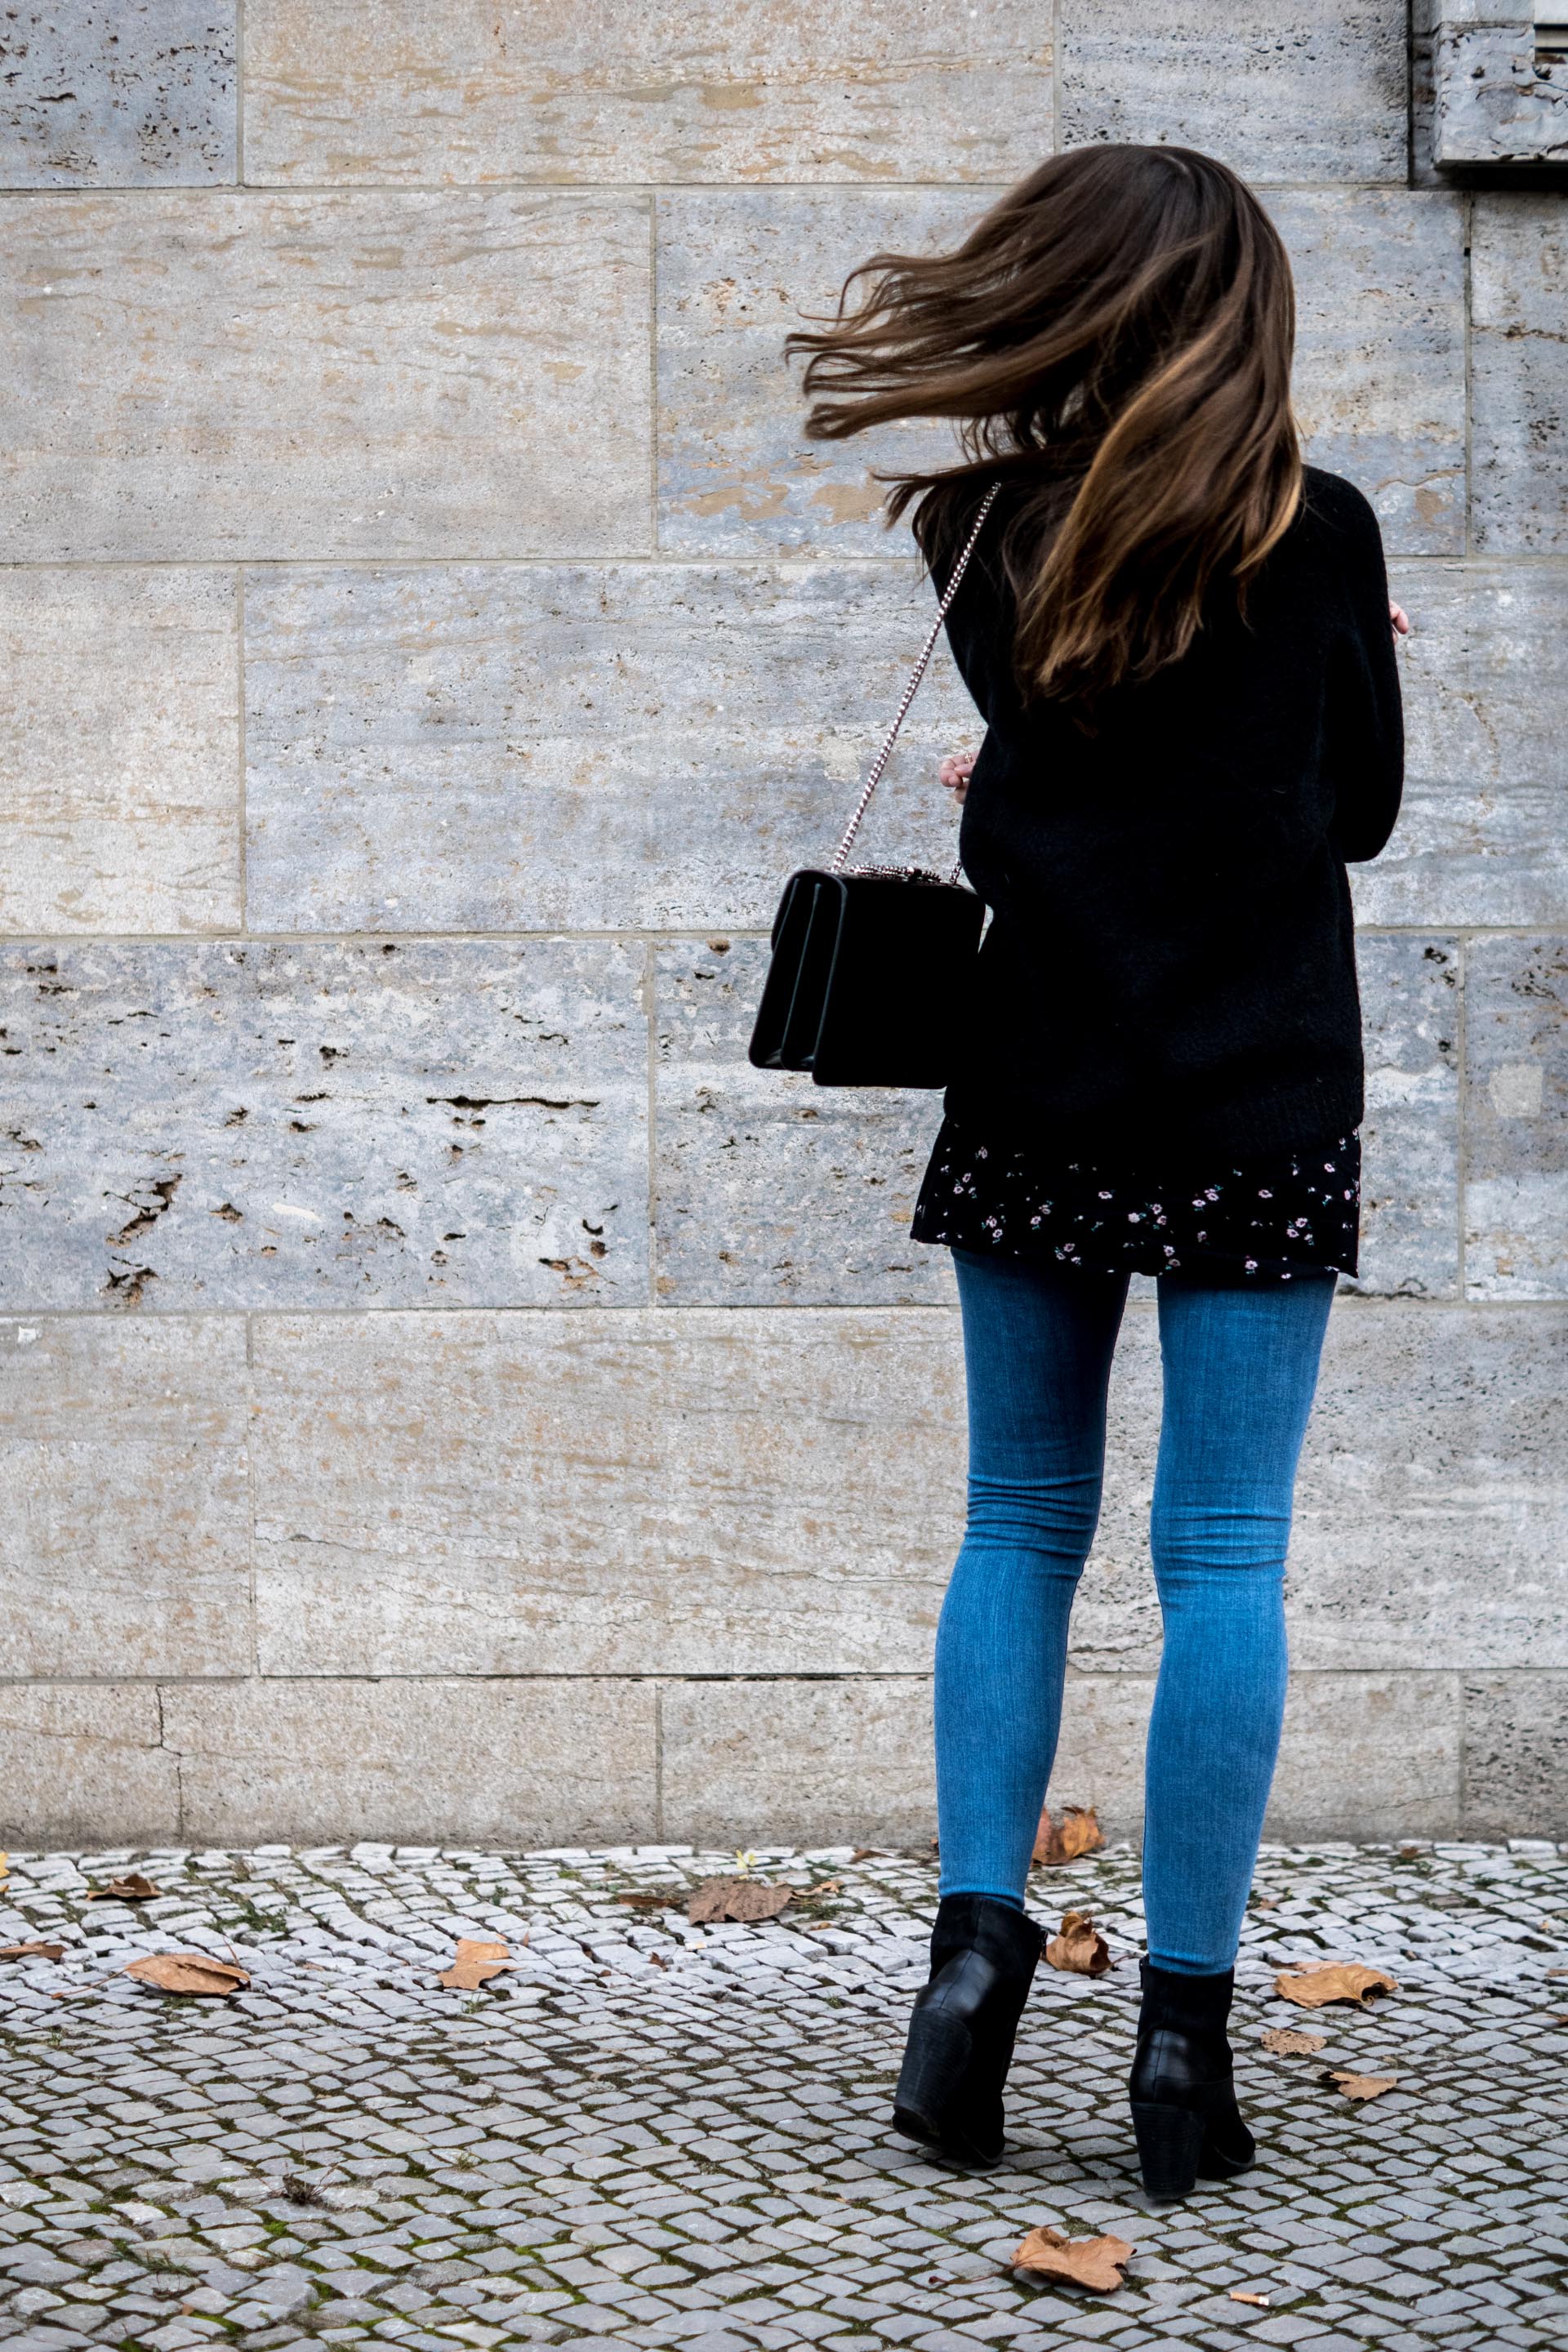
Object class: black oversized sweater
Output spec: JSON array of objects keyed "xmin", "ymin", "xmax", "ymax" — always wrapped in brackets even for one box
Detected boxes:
[{"xmin": 933, "ymin": 466, "xmax": 1404, "ymax": 1161}]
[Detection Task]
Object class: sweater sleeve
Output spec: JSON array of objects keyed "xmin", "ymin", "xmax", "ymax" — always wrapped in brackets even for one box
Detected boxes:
[{"xmin": 1322, "ymin": 485, "xmax": 1405, "ymax": 864}]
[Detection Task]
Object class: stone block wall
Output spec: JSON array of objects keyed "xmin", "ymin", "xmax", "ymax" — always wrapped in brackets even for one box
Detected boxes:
[{"xmin": 1, "ymin": 4, "xmax": 1563, "ymax": 1847}]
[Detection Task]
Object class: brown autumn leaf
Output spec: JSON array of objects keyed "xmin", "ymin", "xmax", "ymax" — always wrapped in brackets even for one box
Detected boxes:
[
  {"xmin": 1012, "ymin": 2225, "xmax": 1134, "ymax": 2292},
  {"xmin": 0, "ymin": 1942, "xmax": 65, "ymax": 1962},
  {"xmin": 88, "ymin": 1873, "xmax": 159, "ymax": 1903},
  {"xmin": 616, "ymin": 1890, "xmax": 675, "ymax": 1911},
  {"xmin": 437, "ymin": 1938, "xmax": 513, "ymax": 1989},
  {"xmin": 1032, "ymin": 1803, "xmax": 1105, "ymax": 1868},
  {"xmin": 1231, "ymin": 2289, "xmax": 1271, "ymax": 2306},
  {"xmin": 1261, "ymin": 2027, "xmax": 1326, "ymax": 2056},
  {"xmin": 1324, "ymin": 2069, "xmax": 1397, "ymax": 2101},
  {"xmin": 687, "ymin": 1877, "xmax": 794, "ymax": 1924},
  {"xmin": 1274, "ymin": 1962, "xmax": 1398, "ymax": 2010},
  {"xmin": 1045, "ymin": 1910, "xmax": 1111, "ymax": 1977},
  {"xmin": 124, "ymin": 1953, "xmax": 249, "ymax": 1998}
]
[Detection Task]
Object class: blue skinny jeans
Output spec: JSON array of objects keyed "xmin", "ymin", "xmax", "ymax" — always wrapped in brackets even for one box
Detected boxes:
[{"xmin": 935, "ymin": 1247, "xmax": 1334, "ymax": 1975}]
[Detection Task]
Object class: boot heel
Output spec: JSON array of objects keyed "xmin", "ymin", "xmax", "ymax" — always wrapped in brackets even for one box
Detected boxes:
[
  {"xmin": 1130, "ymin": 2100, "xmax": 1206, "ymax": 2200},
  {"xmin": 893, "ymin": 2006, "xmax": 973, "ymax": 2145}
]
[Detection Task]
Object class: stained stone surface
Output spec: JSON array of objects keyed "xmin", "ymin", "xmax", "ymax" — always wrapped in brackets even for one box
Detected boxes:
[
  {"xmin": 1274, "ymin": 191, "xmax": 1466, "ymax": 558},
  {"xmin": 0, "ymin": 1316, "xmax": 251, "ymax": 1680},
  {"xmin": 656, "ymin": 188, "xmax": 981, "ymax": 558},
  {"xmin": 0, "ymin": 939, "xmax": 648, "ymax": 1311},
  {"xmin": 243, "ymin": 0, "xmax": 1054, "ymax": 186},
  {"xmin": 0, "ymin": 2, "xmax": 237, "ymax": 187},
  {"xmin": 0, "ymin": 1841, "xmax": 1566, "ymax": 2351},
  {"xmin": 1463, "ymin": 935, "xmax": 1568, "ymax": 1301},
  {"xmin": 1059, "ymin": 0, "xmax": 1410, "ymax": 183},
  {"xmin": 0, "ymin": 193, "xmax": 652, "ymax": 563},
  {"xmin": 658, "ymin": 187, "xmax": 1465, "ymax": 560},
  {"xmin": 0, "ymin": 568, "xmax": 240, "ymax": 935},
  {"xmin": 1361, "ymin": 562, "xmax": 1568, "ymax": 928},
  {"xmin": 243, "ymin": 564, "xmax": 974, "ymax": 935},
  {"xmin": 0, "ymin": 1690, "xmax": 179, "ymax": 1848},
  {"xmin": 1471, "ymin": 194, "xmax": 1568, "ymax": 555},
  {"xmin": 1461, "ymin": 1675, "xmax": 1568, "ymax": 1834}
]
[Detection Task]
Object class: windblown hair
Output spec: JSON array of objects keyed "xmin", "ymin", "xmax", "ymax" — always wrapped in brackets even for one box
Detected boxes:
[{"xmin": 788, "ymin": 145, "xmax": 1303, "ymax": 706}]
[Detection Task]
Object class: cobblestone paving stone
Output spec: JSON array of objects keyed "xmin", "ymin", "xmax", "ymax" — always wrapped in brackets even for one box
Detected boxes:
[{"xmin": 0, "ymin": 1840, "xmax": 1565, "ymax": 2351}]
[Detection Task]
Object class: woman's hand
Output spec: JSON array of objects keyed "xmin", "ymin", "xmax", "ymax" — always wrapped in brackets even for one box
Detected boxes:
[
  {"xmin": 1390, "ymin": 600, "xmax": 1410, "ymax": 641},
  {"xmin": 939, "ymin": 749, "xmax": 978, "ymax": 805}
]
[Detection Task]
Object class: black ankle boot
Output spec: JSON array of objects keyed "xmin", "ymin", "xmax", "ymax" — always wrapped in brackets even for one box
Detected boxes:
[
  {"xmin": 1129, "ymin": 1958, "xmax": 1255, "ymax": 2199},
  {"xmin": 893, "ymin": 1895, "xmax": 1042, "ymax": 2166}
]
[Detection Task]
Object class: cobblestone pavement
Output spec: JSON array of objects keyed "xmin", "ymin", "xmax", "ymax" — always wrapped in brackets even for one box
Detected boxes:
[{"xmin": 1, "ymin": 1839, "xmax": 1566, "ymax": 2352}]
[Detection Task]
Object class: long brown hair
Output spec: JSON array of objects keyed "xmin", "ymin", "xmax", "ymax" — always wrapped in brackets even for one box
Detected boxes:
[{"xmin": 788, "ymin": 145, "xmax": 1302, "ymax": 706}]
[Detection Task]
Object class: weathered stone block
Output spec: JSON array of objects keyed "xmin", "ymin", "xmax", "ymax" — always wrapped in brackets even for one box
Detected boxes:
[
  {"xmin": 243, "ymin": 564, "xmax": 975, "ymax": 934},
  {"xmin": 1059, "ymin": 0, "xmax": 1410, "ymax": 183},
  {"xmin": 1352, "ymin": 934, "xmax": 1461, "ymax": 1299},
  {"xmin": 1274, "ymin": 193, "xmax": 1466, "ymax": 557},
  {"xmin": 658, "ymin": 188, "xmax": 1464, "ymax": 559},
  {"xmin": 0, "ymin": 3, "xmax": 236, "ymax": 187},
  {"xmin": 1463, "ymin": 936, "xmax": 1568, "ymax": 1298},
  {"xmin": 1290, "ymin": 1303, "xmax": 1568, "ymax": 1670},
  {"xmin": 161, "ymin": 1678, "xmax": 657, "ymax": 1846},
  {"xmin": 660, "ymin": 1677, "xmax": 935, "ymax": 1848},
  {"xmin": 251, "ymin": 1308, "xmax": 964, "ymax": 1676},
  {"xmin": 0, "ymin": 193, "xmax": 651, "ymax": 562},
  {"xmin": 1358, "ymin": 563, "xmax": 1568, "ymax": 927},
  {"xmin": 0, "ymin": 1315, "xmax": 252, "ymax": 1677},
  {"xmin": 653, "ymin": 939, "xmax": 953, "ymax": 1307},
  {"xmin": 657, "ymin": 189, "xmax": 982, "ymax": 558},
  {"xmin": 1472, "ymin": 196, "xmax": 1568, "ymax": 555},
  {"xmin": 0, "ymin": 939, "xmax": 648, "ymax": 1310},
  {"xmin": 244, "ymin": 1, "xmax": 1053, "ymax": 186},
  {"xmin": 1461, "ymin": 1673, "xmax": 1568, "ymax": 1837},
  {"xmin": 0, "ymin": 1684, "xmax": 179, "ymax": 1845},
  {"xmin": 0, "ymin": 569, "xmax": 240, "ymax": 933},
  {"xmin": 1047, "ymin": 1667, "xmax": 1463, "ymax": 1842}
]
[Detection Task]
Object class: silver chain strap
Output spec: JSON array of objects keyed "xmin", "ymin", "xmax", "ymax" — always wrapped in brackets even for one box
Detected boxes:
[{"xmin": 828, "ymin": 481, "xmax": 1000, "ymax": 882}]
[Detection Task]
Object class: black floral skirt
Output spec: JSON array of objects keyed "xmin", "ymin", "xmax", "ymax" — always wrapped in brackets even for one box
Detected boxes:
[{"xmin": 911, "ymin": 1119, "xmax": 1361, "ymax": 1281}]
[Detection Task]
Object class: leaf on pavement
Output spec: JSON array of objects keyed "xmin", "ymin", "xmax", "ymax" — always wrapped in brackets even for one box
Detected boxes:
[
  {"xmin": 123, "ymin": 1953, "xmax": 248, "ymax": 1997},
  {"xmin": 1274, "ymin": 1962, "xmax": 1397, "ymax": 2010},
  {"xmin": 1324, "ymin": 2069, "xmax": 1398, "ymax": 2101},
  {"xmin": 687, "ymin": 1877, "xmax": 793, "ymax": 1924},
  {"xmin": 1045, "ymin": 1910, "xmax": 1111, "ymax": 1977},
  {"xmin": 1261, "ymin": 2027, "xmax": 1325, "ymax": 2055},
  {"xmin": 437, "ymin": 1938, "xmax": 513, "ymax": 1989},
  {"xmin": 616, "ymin": 1890, "xmax": 675, "ymax": 1910},
  {"xmin": 1032, "ymin": 1805, "xmax": 1105, "ymax": 1867},
  {"xmin": 1012, "ymin": 2225, "xmax": 1134, "ymax": 2292},
  {"xmin": 88, "ymin": 1873, "xmax": 159, "ymax": 1903},
  {"xmin": 1230, "ymin": 2289, "xmax": 1271, "ymax": 2306},
  {"xmin": 0, "ymin": 1942, "xmax": 65, "ymax": 1962}
]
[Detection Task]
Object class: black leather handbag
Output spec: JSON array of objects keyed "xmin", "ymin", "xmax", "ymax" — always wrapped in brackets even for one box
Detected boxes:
[{"xmin": 748, "ymin": 484, "xmax": 998, "ymax": 1089}]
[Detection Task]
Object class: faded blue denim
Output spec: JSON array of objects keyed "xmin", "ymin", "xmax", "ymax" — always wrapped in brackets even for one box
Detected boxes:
[{"xmin": 935, "ymin": 1248, "xmax": 1335, "ymax": 1975}]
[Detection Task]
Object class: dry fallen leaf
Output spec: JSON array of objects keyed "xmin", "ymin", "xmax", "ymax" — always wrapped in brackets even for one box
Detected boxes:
[
  {"xmin": 687, "ymin": 1877, "xmax": 794, "ymax": 1924},
  {"xmin": 808, "ymin": 1877, "xmax": 844, "ymax": 1898},
  {"xmin": 437, "ymin": 1938, "xmax": 513, "ymax": 1990},
  {"xmin": 616, "ymin": 1890, "xmax": 675, "ymax": 1911},
  {"xmin": 88, "ymin": 1873, "xmax": 160, "ymax": 1904},
  {"xmin": 1045, "ymin": 1910, "xmax": 1111, "ymax": 1977},
  {"xmin": 1261, "ymin": 2027, "xmax": 1326, "ymax": 2056},
  {"xmin": 1275, "ymin": 1962, "xmax": 1398, "ymax": 2010},
  {"xmin": 1012, "ymin": 2225, "xmax": 1134, "ymax": 2292},
  {"xmin": 1324, "ymin": 2069, "xmax": 1398, "ymax": 2101},
  {"xmin": 1032, "ymin": 1803, "xmax": 1105, "ymax": 1868},
  {"xmin": 1231, "ymin": 2289, "xmax": 1271, "ymax": 2306},
  {"xmin": 123, "ymin": 1953, "xmax": 249, "ymax": 1998},
  {"xmin": 0, "ymin": 1942, "xmax": 65, "ymax": 1962}
]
